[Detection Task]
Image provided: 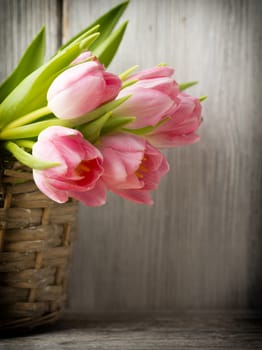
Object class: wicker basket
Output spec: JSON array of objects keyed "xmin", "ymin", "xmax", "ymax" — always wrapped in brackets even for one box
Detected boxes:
[{"xmin": 0, "ymin": 158, "xmax": 78, "ymax": 331}]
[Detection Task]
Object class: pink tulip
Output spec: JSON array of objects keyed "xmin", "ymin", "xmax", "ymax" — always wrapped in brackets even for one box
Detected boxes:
[
  {"xmin": 99, "ymin": 133, "xmax": 169, "ymax": 204},
  {"xmin": 32, "ymin": 126, "xmax": 106, "ymax": 206},
  {"xmin": 146, "ymin": 92, "xmax": 202, "ymax": 148},
  {"xmin": 113, "ymin": 66, "xmax": 179, "ymax": 129},
  {"xmin": 71, "ymin": 51, "xmax": 93, "ymax": 64},
  {"xmin": 129, "ymin": 65, "xmax": 175, "ymax": 80},
  {"xmin": 47, "ymin": 61, "xmax": 122, "ymax": 119},
  {"xmin": 71, "ymin": 51, "xmax": 102, "ymax": 66}
]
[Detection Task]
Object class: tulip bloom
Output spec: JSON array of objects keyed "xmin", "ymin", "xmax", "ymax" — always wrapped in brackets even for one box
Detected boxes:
[
  {"xmin": 71, "ymin": 51, "xmax": 93, "ymax": 65},
  {"xmin": 113, "ymin": 66, "xmax": 179, "ymax": 129},
  {"xmin": 129, "ymin": 65, "xmax": 175, "ymax": 80},
  {"xmin": 47, "ymin": 61, "xmax": 122, "ymax": 119},
  {"xmin": 99, "ymin": 133, "xmax": 169, "ymax": 204},
  {"xmin": 146, "ymin": 92, "xmax": 202, "ymax": 148},
  {"xmin": 32, "ymin": 126, "xmax": 106, "ymax": 206},
  {"xmin": 71, "ymin": 51, "xmax": 102, "ymax": 66}
]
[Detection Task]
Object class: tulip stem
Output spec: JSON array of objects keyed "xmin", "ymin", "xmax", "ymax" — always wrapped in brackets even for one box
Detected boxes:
[
  {"xmin": 2, "ymin": 106, "xmax": 52, "ymax": 130},
  {"xmin": 4, "ymin": 141, "xmax": 60, "ymax": 170},
  {"xmin": 0, "ymin": 118, "xmax": 72, "ymax": 140},
  {"xmin": 15, "ymin": 139, "xmax": 35, "ymax": 149}
]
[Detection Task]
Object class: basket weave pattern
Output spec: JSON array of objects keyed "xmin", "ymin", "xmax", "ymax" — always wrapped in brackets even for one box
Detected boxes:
[{"xmin": 0, "ymin": 160, "xmax": 78, "ymax": 330}]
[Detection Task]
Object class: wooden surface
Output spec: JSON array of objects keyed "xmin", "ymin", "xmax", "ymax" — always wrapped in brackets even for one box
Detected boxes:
[
  {"xmin": 1, "ymin": 312, "xmax": 262, "ymax": 349},
  {"xmin": 1, "ymin": 0, "xmax": 262, "ymax": 315}
]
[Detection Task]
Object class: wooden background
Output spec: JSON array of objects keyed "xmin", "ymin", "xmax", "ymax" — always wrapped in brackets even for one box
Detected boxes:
[{"xmin": 0, "ymin": 0, "xmax": 262, "ymax": 315}]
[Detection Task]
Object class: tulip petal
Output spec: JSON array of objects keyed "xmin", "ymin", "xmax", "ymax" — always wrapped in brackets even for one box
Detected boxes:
[
  {"xmin": 102, "ymin": 72, "xmax": 122, "ymax": 103},
  {"xmin": 114, "ymin": 87, "xmax": 174, "ymax": 128},
  {"xmin": 148, "ymin": 133, "xmax": 200, "ymax": 148},
  {"xmin": 99, "ymin": 133, "xmax": 168, "ymax": 204},
  {"xmin": 69, "ymin": 180, "xmax": 107, "ymax": 206},
  {"xmin": 112, "ymin": 188, "xmax": 154, "ymax": 205},
  {"xmin": 48, "ymin": 75, "xmax": 105, "ymax": 119},
  {"xmin": 32, "ymin": 126, "xmax": 104, "ymax": 206},
  {"xmin": 47, "ymin": 61, "xmax": 121, "ymax": 119},
  {"xmin": 33, "ymin": 171, "xmax": 69, "ymax": 203},
  {"xmin": 129, "ymin": 66, "xmax": 174, "ymax": 80},
  {"xmin": 146, "ymin": 92, "xmax": 202, "ymax": 148}
]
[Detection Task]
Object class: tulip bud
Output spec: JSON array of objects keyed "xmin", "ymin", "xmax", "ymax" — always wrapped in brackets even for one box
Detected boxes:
[
  {"xmin": 146, "ymin": 92, "xmax": 202, "ymax": 148},
  {"xmin": 112, "ymin": 65, "xmax": 179, "ymax": 129},
  {"xmin": 47, "ymin": 61, "xmax": 122, "ymax": 119}
]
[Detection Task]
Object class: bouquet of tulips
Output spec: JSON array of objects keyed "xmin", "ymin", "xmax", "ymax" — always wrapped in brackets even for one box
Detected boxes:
[{"xmin": 0, "ymin": 1, "xmax": 204, "ymax": 207}]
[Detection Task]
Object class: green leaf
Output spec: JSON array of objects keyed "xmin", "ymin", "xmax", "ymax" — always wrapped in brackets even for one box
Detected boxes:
[
  {"xmin": 179, "ymin": 81, "xmax": 198, "ymax": 91},
  {"xmin": 0, "ymin": 31, "xmax": 99, "ymax": 129},
  {"xmin": 93, "ymin": 21, "xmax": 128, "ymax": 67},
  {"xmin": 0, "ymin": 27, "xmax": 46, "ymax": 103},
  {"xmin": 59, "ymin": 1, "xmax": 129, "ymax": 52},
  {"xmin": 60, "ymin": 25, "xmax": 100, "ymax": 52},
  {"xmin": 15, "ymin": 140, "xmax": 35, "ymax": 149},
  {"xmin": 79, "ymin": 32, "xmax": 101, "ymax": 51},
  {"xmin": 0, "ymin": 119, "xmax": 72, "ymax": 140},
  {"xmin": 4, "ymin": 141, "xmax": 60, "ymax": 170},
  {"xmin": 199, "ymin": 95, "xmax": 208, "ymax": 102},
  {"xmin": 81, "ymin": 112, "xmax": 112, "ymax": 143},
  {"xmin": 123, "ymin": 125, "xmax": 156, "ymax": 136},
  {"xmin": 4, "ymin": 106, "xmax": 52, "ymax": 130},
  {"xmin": 73, "ymin": 95, "xmax": 132, "ymax": 126},
  {"xmin": 102, "ymin": 116, "xmax": 135, "ymax": 135},
  {"xmin": 122, "ymin": 117, "xmax": 171, "ymax": 136},
  {"xmin": 119, "ymin": 65, "xmax": 139, "ymax": 81}
]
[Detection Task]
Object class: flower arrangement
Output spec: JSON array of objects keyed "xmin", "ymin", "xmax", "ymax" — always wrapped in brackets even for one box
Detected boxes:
[{"xmin": 0, "ymin": 1, "xmax": 204, "ymax": 207}]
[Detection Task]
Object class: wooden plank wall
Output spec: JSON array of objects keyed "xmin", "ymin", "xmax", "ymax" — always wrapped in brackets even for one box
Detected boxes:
[{"xmin": 1, "ymin": 0, "xmax": 262, "ymax": 314}]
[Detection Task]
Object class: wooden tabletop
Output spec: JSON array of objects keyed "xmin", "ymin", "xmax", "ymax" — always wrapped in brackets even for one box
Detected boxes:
[{"xmin": 1, "ymin": 312, "xmax": 262, "ymax": 349}]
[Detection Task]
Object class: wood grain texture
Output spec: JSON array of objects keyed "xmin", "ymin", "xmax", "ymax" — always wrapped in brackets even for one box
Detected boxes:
[
  {"xmin": 1, "ymin": 313, "xmax": 262, "ymax": 349},
  {"xmin": 66, "ymin": 0, "xmax": 262, "ymax": 313},
  {"xmin": 1, "ymin": 0, "xmax": 262, "ymax": 315},
  {"xmin": 0, "ymin": 0, "xmax": 61, "ymax": 82}
]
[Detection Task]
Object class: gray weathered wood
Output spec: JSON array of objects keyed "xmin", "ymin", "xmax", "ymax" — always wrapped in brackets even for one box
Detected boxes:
[
  {"xmin": 1, "ymin": 0, "xmax": 262, "ymax": 315},
  {"xmin": 66, "ymin": 0, "xmax": 262, "ymax": 312},
  {"xmin": 0, "ymin": 0, "xmax": 61, "ymax": 81},
  {"xmin": 1, "ymin": 312, "xmax": 262, "ymax": 349}
]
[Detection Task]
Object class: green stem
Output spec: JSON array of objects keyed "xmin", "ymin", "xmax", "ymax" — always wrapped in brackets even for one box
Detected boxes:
[
  {"xmin": 15, "ymin": 140, "xmax": 35, "ymax": 149},
  {"xmin": 0, "ymin": 118, "xmax": 72, "ymax": 140},
  {"xmin": 4, "ymin": 141, "xmax": 60, "ymax": 170},
  {"xmin": 3, "ymin": 106, "xmax": 52, "ymax": 130}
]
